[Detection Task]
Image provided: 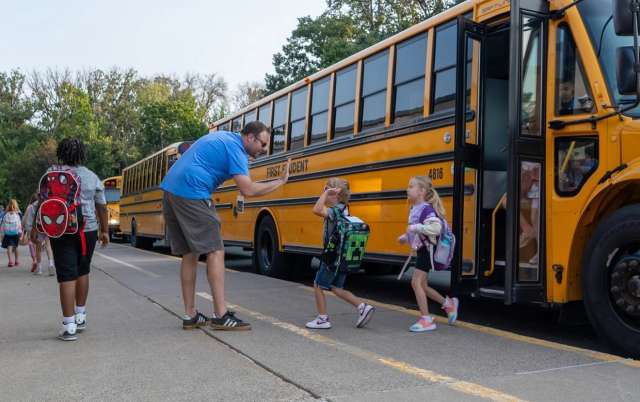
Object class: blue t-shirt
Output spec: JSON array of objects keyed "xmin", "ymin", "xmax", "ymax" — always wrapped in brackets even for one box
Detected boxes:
[{"xmin": 160, "ymin": 131, "xmax": 249, "ymax": 200}]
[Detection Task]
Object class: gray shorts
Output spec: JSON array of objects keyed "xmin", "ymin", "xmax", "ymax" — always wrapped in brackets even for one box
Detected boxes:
[{"xmin": 162, "ymin": 191, "xmax": 224, "ymax": 256}]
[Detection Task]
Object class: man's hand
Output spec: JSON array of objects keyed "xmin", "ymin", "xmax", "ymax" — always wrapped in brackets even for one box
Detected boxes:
[
  {"xmin": 99, "ymin": 231, "xmax": 110, "ymax": 248},
  {"xmin": 282, "ymin": 157, "xmax": 291, "ymax": 184}
]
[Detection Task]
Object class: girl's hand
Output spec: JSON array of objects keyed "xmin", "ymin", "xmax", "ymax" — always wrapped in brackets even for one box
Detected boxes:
[
  {"xmin": 398, "ymin": 234, "xmax": 407, "ymax": 244},
  {"xmin": 324, "ymin": 187, "xmax": 341, "ymax": 196}
]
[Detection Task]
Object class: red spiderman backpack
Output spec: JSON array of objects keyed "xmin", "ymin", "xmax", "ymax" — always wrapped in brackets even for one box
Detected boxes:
[{"xmin": 36, "ymin": 166, "xmax": 83, "ymax": 238}]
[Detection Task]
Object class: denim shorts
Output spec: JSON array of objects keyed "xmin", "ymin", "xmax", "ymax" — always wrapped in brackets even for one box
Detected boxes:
[{"xmin": 314, "ymin": 262, "xmax": 347, "ymax": 290}]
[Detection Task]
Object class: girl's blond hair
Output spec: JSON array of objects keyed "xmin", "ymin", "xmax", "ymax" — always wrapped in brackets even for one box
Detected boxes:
[
  {"xmin": 411, "ymin": 176, "xmax": 445, "ymax": 216},
  {"xmin": 6, "ymin": 199, "xmax": 19, "ymax": 213},
  {"xmin": 326, "ymin": 177, "xmax": 351, "ymax": 204}
]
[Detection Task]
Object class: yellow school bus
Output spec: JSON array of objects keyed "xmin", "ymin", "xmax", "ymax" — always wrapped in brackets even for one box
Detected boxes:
[
  {"xmin": 119, "ymin": 142, "xmax": 192, "ymax": 248},
  {"xmin": 210, "ymin": 0, "xmax": 640, "ymax": 356},
  {"xmin": 103, "ymin": 176, "xmax": 122, "ymax": 239}
]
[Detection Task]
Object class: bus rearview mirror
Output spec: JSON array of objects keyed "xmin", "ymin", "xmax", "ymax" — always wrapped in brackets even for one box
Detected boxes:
[
  {"xmin": 614, "ymin": 0, "xmax": 639, "ymax": 36},
  {"xmin": 616, "ymin": 46, "xmax": 638, "ymax": 95}
]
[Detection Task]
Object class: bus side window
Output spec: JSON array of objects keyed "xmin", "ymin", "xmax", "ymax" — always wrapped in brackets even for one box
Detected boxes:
[
  {"xmin": 333, "ymin": 64, "xmax": 357, "ymax": 139},
  {"xmin": 394, "ymin": 32, "xmax": 427, "ymax": 123},
  {"xmin": 555, "ymin": 137, "xmax": 598, "ymax": 196},
  {"xmin": 361, "ymin": 49, "xmax": 389, "ymax": 130},
  {"xmin": 289, "ymin": 86, "xmax": 307, "ymax": 151},
  {"xmin": 309, "ymin": 76, "xmax": 330, "ymax": 145},
  {"xmin": 232, "ymin": 117, "xmax": 242, "ymax": 133},
  {"xmin": 555, "ymin": 24, "xmax": 594, "ymax": 116},
  {"xmin": 271, "ymin": 96, "xmax": 287, "ymax": 154},
  {"xmin": 432, "ymin": 21, "xmax": 458, "ymax": 113},
  {"xmin": 167, "ymin": 154, "xmax": 178, "ymax": 169}
]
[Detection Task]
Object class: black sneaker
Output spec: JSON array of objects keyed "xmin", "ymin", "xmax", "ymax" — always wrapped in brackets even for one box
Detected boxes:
[
  {"xmin": 182, "ymin": 311, "xmax": 208, "ymax": 330},
  {"xmin": 210, "ymin": 311, "xmax": 251, "ymax": 331}
]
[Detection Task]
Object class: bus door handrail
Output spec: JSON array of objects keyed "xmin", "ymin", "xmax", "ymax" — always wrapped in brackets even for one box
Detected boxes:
[{"xmin": 486, "ymin": 193, "xmax": 507, "ymax": 278}]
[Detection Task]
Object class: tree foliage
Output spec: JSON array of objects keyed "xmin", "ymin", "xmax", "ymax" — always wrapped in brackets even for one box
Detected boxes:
[{"xmin": 265, "ymin": 0, "xmax": 462, "ymax": 93}]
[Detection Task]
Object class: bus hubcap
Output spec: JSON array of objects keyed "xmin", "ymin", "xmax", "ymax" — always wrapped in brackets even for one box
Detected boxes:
[{"xmin": 610, "ymin": 256, "xmax": 640, "ymax": 319}]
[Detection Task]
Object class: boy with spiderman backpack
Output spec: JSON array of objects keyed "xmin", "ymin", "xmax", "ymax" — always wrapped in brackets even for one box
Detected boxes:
[
  {"xmin": 35, "ymin": 139, "xmax": 109, "ymax": 341},
  {"xmin": 305, "ymin": 177, "xmax": 375, "ymax": 330}
]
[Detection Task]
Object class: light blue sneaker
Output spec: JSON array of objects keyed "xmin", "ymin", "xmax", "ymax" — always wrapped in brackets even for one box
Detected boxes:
[{"xmin": 409, "ymin": 316, "xmax": 436, "ymax": 332}]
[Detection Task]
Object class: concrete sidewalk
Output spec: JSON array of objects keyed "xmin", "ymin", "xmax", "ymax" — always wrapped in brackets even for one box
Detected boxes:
[{"xmin": 0, "ymin": 246, "xmax": 310, "ymax": 402}]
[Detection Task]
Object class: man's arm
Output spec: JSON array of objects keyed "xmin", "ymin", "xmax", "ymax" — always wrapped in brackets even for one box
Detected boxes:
[
  {"xmin": 233, "ymin": 158, "xmax": 290, "ymax": 197},
  {"xmin": 96, "ymin": 203, "xmax": 109, "ymax": 246}
]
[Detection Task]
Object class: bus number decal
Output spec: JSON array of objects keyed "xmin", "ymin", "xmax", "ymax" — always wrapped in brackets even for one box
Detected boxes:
[
  {"xmin": 427, "ymin": 168, "xmax": 444, "ymax": 181},
  {"xmin": 267, "ymin": 159, "xmax": 309, "ymax": 178}
]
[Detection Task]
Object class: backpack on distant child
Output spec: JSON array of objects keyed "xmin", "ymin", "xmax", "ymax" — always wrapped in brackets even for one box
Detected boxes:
[
  {"xmin": 320, "ymin": 206, "xmax": 370, "ymax": 274},
  {"xmin": 417, "ymin": 205, "xmax": 455, "ymax": 271},
  {"xmin": 1, "ymin": 212, "xmax": 22, "ymax": 236},
  {"xmin": 36, "ymin": 166, "xmax": 83, "ymax": 238}
]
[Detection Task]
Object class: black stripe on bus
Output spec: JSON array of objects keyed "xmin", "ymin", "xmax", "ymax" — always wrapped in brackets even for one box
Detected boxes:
[
  {"xmin": 247, "ymin": 110, "xmax": 469, "ymax": 168},
  {"xmin": 121, "ymin": 198, "xmax": 162, "ymax": 208},
  {"xmin": 121, "ymin": 211, "xmax": 162, "ymax": 216},
  {"xmin": 282, "ymin": 245, "xmax": 408, "ymax": 265},
  {"xmin": 224, "ymin": 240, "xmax": 253, "ymax": 248},
  {"xmin": 216, "ymin": 152, "xmax": 455, "ymax": 193},
  {"xmin": 240, "ymin": 187, "xmax": 461, "ymax": 209}
]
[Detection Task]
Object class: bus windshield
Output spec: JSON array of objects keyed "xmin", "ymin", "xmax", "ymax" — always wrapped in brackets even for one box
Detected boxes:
[
  {"xmin": 105, "ymin": 187, "xmax": 121, "ymax": 203},
  {"xmin": 578, "ymin": 0, "xmax": 640, "ymax": 117}
]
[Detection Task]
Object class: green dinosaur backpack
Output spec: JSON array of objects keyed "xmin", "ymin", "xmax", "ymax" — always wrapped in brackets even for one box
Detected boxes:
[{"xmin": 320, "ymin": 206, "xmax": 370, "ymax": 274}]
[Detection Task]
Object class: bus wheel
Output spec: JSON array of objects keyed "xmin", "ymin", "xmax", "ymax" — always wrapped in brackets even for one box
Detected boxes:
[
  {"xmin": 583, "ymin": 204, "xmax": 640, "ymax": 358},
  {"xmin": 253, "ymin": 216, "xmax": 292, "ymax": 278}
]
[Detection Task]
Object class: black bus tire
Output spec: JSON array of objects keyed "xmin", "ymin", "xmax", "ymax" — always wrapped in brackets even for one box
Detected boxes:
[
  {"xmin": 583, "ymin": 204, "xmax": 640, "ymax": 358},
  {"xmin": 252, "ymin": 216, "xmax": 293, "ymax": 278}
]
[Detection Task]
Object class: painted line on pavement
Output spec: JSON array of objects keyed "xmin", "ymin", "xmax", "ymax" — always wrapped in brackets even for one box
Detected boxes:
[
  {"xmin": 298, "ymin": 286, "xmax": 640, "ymax": 369},
  {"xmin": 197, "ymin": 291, "xmax": 526, "ymax": 402},
  {"xmin": 94, "ymin": 252, "xmax": 161, "ymax": 278},
  {"xmin": 515, "ymin": 360, "xmax": 626, "ymax": 375},
  {"xmin": 108, "ymin": 243, "xmax": 240, "ymax": 272}
]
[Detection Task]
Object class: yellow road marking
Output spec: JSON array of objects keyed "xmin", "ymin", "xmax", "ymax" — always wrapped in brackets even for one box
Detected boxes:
[
  {"xmin": 298, "ymin": 286, "xmax": 640, "ymax": 369},
  {"xmin": 197, "ymin": 292, "xmax": 525, "ymax": 402}
]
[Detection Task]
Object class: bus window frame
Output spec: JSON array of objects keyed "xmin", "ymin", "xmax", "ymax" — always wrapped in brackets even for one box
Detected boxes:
[
  {"xmin": 288, "ymin": 85, "xmax": 308, "ymax": 151},
  {"xmin": 392, "ymin": 31, "xmax": 429, "ymax": 124}
]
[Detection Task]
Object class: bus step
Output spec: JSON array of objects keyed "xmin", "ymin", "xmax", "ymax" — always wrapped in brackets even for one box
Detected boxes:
[{"xmin": 478, "ymin": 286, "xmax": 505, "ymax": 299}]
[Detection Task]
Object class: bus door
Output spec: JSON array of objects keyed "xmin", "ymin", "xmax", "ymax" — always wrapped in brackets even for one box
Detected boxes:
[
  {"xmin": 453, "ymin": 0, "xmax": 548, "ymax": 303},
  {"xmin": 504, "ymin": 0, "xmax": 548, "ymax": 304},
  {"xmin": 452, "ymin": 16, "xmax": 486, "ymax": 295}
]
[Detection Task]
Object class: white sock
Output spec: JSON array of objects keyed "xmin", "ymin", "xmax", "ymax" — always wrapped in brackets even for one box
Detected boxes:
[
  {"xmin": 63, "ymin": 316, "xmax": 75, "ymax": 325},
  {"xmin": 49, "ymin": 261, "xmax": 54, "ymax": 268},
  {"xmin": 357, "ymin": 303, "xmax": 365, "ymax": 311},
  {"xmin": 75, "ymin": 305, "xmax": 86, "ymax": 315},
  {"xmin": 421, "ymin": 315, "xmax": 431, "ymax": 321},
  {"xmin": 318, "ymin": 314, "xmax": 328, "ymax": 320}
]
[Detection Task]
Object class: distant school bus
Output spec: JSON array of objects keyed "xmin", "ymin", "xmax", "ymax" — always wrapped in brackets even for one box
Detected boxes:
[
  {"xmin": 102, "ymin": 176, "xmax": 122, "ymax": 239},
  {"xmin": 119, "ymin": 142, "xmax": 192, "ymax": 248},
  {"xmin": 208, "ymin": 0, "xmax": 640, "ymax": 356}
]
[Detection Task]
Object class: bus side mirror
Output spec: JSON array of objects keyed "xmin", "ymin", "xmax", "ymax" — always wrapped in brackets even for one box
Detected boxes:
[
  {"xmin": 614, "ymin": 0, "xmax": 639, "ymax": 36},
  {"xmin": 617, "ymin": 47, "xmax": 638, "ymax": 95}
]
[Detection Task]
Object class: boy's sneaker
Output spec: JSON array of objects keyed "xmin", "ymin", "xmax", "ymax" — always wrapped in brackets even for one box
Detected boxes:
[
  {"xmin": 409, "ymin": 316, "xmax": 437, "ymax": 332},
  {"xmin": 182, "ymin": 311, "xmax": 208, "ymax": 330},
  {"xmin": 58, "ymin": 322, "xmax": 78, "ymax": 341},
  {"xmin": 75, "ymin": 313, "xmax": 87, "ymax": 332},
  {"xmin": 356, "ymin": 304, "xmax": 375, "ymax": 328},
  {"xmin": 442, "ymin": 297, "xmax": 459, "ymax": 325},
  {"xmin": 210, "ymin": 311, "xmax": 251, "ymax": 331},
  {"xmin": 306, "ymin": 315, "xmax": 331, "ymax": 329}
]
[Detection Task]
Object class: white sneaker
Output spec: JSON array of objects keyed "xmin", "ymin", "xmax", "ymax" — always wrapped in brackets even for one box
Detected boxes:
[
  {"xmin": 75, "ymin": 313, "xmax": 87, "ymax": 332},
  {"xmin": 58, "ymin": 322, "xmax": 78, "ymax": 341},
  {"xmin": 356, "ymin": 304, "xmax": 375, "ymax": 328},
  {"xmin": 48, "ymin": 264, "xmax": 55, "ymax": 276},
  {"xmin": 305, "ymin": 316, "xmax": 331, "ymax": 329}
]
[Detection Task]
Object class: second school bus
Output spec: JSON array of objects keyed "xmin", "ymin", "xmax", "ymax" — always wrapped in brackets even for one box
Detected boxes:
[{"xmin": 121, "ymin": 0, "xmax": 640, "ymax": 357}]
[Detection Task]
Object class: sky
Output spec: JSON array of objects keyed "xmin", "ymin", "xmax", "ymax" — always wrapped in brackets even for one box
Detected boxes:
[{"xmin": 0, "ymin": 0, "xmax": 326, "ymax": 90}]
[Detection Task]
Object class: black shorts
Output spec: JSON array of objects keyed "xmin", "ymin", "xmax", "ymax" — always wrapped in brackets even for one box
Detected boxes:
[
  {"xmin": 1, "ymin": 234, "xmax": 20, "ymax": 249},
  {"xmin": 50, "ymin": 231, "xmax": 98, "ymax": 283},
  {"xmin": 415, "ymin": 246, "xmax": 433, "ymax": 272}
]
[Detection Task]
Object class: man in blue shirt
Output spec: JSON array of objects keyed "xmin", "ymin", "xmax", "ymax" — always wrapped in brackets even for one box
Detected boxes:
[{"xmin": 161, "ymin": 121, "xmax": 289, "ymax": 331}]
